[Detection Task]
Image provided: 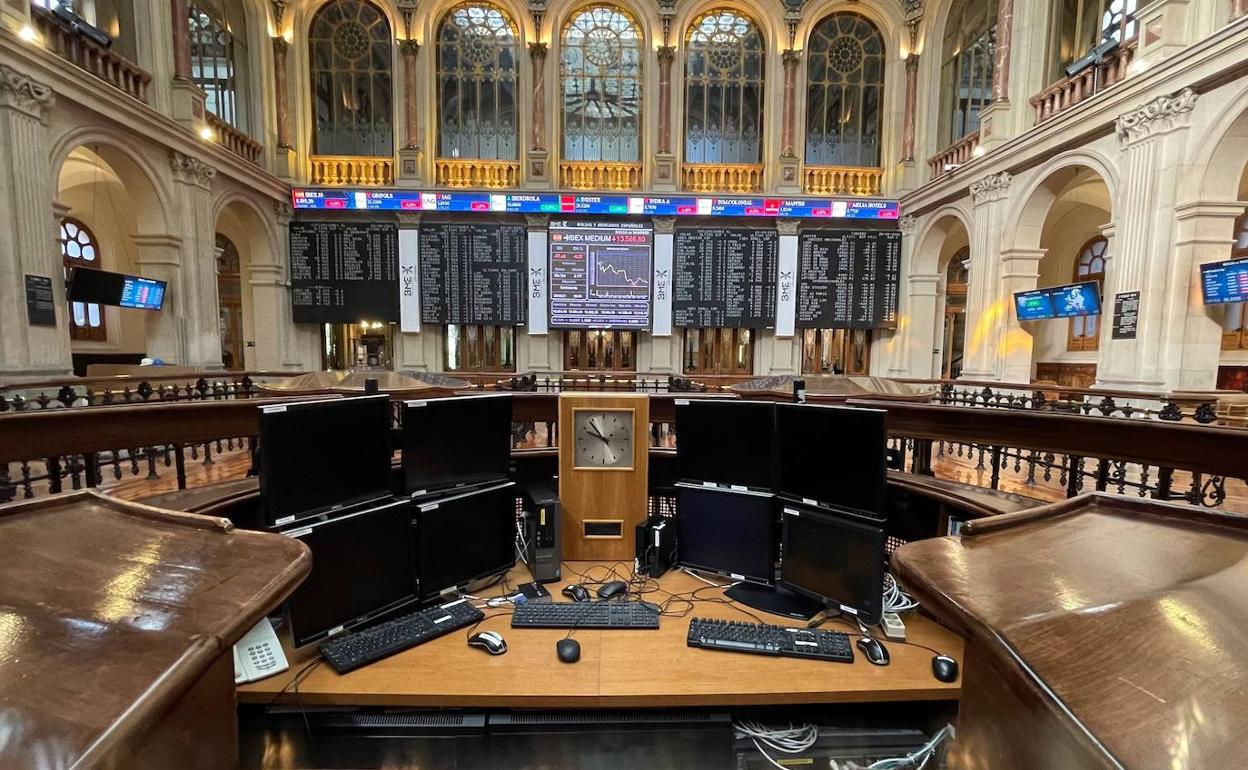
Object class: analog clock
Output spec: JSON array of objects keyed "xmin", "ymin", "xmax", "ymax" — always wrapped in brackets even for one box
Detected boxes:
[{"xmin": 573, "ymin": 409, "xmax": 634, "ymax": 469}]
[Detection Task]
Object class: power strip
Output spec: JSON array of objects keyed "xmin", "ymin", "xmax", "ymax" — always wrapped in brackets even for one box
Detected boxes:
[{"xmin": 881, "ymin": 612, "xmax": 906, "ymax": 642}]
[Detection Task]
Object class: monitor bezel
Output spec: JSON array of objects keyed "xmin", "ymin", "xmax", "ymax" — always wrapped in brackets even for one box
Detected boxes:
[
  {"xmin": 1200, "ymin": 257, "xmax": 1248, "ymax": 305},
  {"xmin": 674, "ymin": 482, "xmax": 777, "ymax": 587},
  {"xmin": 412, "ymin": 480, "xmax": 518, "ymax": 601},
  {"xmin": 674, "ymin": 398, "xmax": 777, "ymax": 492},
  {"xmin": 401, "ymin": 393, "xmax": 514, "ymax": 496},
  {"xmin": 779, "ymin": 503, "xmax": 886, "ymax": 624},
  {"xmin": 774, "ymin": 403, "xmax": 888, "ymax": 520}
]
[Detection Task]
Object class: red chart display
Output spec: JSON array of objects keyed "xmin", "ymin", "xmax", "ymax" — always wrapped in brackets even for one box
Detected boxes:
[{"xmin": 548, "ymin": 220, "xmax": 653, "ymax": 330}]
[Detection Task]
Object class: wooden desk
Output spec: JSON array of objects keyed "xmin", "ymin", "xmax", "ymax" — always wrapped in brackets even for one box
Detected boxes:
[{"xmin": 239, "ymin": 563, "xmax": 963, "ymax": 709}]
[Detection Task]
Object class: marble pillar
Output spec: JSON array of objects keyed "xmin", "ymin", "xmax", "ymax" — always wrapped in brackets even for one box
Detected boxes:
[
  {"xmin": 991, "ymin": 0, "xmax": 1014, "ymax": 103},
  {"xmin": 780, "ymin": 49, "xmax": 801, "ymax": 159},
  {"xmin": 902, "ymin": 54, "xmax": 919, "ymax": 163},
  {"xmin": 401, "ymin": 40, "xmax": 419, "ymax": 150},
  {"xmin": 528, "ymin": 42, "xmax": 548, "ymax": 152},
  {"xmin": 657, "ymin": 45, "xmax": 675, "ymax": 155},
  {"xmin": 272, "ymin": 38, "xmax": 291, "ymax": 148},
  {"xmin": 171, "ymin": 0, "xmax": 191, "ymax": 80},
  {"xmin": 961, "ymin": 172, "xmax": 1013, "ymax": 380}
]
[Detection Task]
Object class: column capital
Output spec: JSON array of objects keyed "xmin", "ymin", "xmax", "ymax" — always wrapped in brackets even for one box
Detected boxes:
[
  {"xmin": 782, "ymin": 49, "xmax": 802, "ymax": 67},
  {"xmin": 0, "ymin": 64, "xmax": 55, "ymax": 121},
  {"xmin": 776, "ymin": 218, "xmax": 800, "ymax": 236},
  {"xmin": 905, "ymin": 52, "xmax": 920, "ymax": 70},
  {"xmin": 651, "ymin": 215, "xmax": 676, "ymax": 234},
  {"xmin": 399, "ymin": 39, "xmax": 420, "ymax": 57},
  {"xmin": 657, "ymin": 45, "xmax": 676, "ymax": 64},
  {"xmin": 170, "ymin": 151, "xmax": 216, "ymax": 189},
  {"xmin": 273, "ymin": 200, "xmax": 294, "ymax": 222},
  {"xmin": 1115, "ymin": 88, "xmax": 1197, "ymax": 145},
  {"xmin": 898, "ymin": 214, "xmax": 918, "ymax": 234},
  {"xmin": 527, "ymin": 41, "xmax": 548, "ymax": 59},
  {"xmin": 969, "ymin": 171, "xmax": 1011, "ymax": 205},
  {"xmin": 907, "ymin": 273, "xmax": 941, "ymax": 297},
  {"xmin": 524, "ymin": 213, "xmax": 550, "ymax": 230}
]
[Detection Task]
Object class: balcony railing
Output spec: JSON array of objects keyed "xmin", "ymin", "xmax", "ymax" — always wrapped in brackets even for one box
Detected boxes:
[
  {"xmin": 31, "ymin": 6, "xmax": 150, "ymax": 103},
  {"xmin": 681, "ymin": 163, "xmax": 764, "ymax": 193},
  {"xmin": 1030, "ymin": 41, "xmax": 1137, "ymax": 125},
  {"xmin": 207, "ymin": 114, "xmax": 262, "ymax": 165},
  {"xmin": 434, "ymin": 158, "xmax": 519, "ymax": 188},
  {"xmin": 559, "ymin": 161, "xmax": 642, "ymax": 191},
  {"xmin": 803, "ymin": 165, "xmax": 884, "ymax": 196},
  {"xmin": 309, "ymin": 156, "xmax": 394, "ymax": 186},
  {"xmin": 927, "ymin": 131, "xmax": 981, "ymax": 179}
]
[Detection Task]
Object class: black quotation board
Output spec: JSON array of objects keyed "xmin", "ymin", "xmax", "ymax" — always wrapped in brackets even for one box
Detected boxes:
[
  {"xmin": 289, "ymin": 222, "xmax": 399, "ymax": 323},
  {"xmin": 419, "ymin": 223, "xmax": 527, "ymax": 326},
  {"xmin": 797, "ymin": 231, "xmax": 901, "ymax": 329},
  {"xmin": 673, "ymin": 228, "xmax": 777, "ymax": 328}
]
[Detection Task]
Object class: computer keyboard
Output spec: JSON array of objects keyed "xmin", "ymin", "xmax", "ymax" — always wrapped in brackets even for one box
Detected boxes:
[
  {"xmin": 319, "ymin": 598, "xmax": 484, "ymax": 674},
  {"xmin": 686, "ymin": 618, "xmax": 854, "ymax": 663},
  {"xmin": 511, "ymin": 601, "xmax": 660, "ymax": 629}
]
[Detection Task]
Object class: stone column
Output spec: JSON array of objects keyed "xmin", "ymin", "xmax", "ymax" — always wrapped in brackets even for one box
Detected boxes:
[
  {"xmin": 0, "ymin": 65, "xmax": 71, "ymax": 376},
  {"xmin": 1235, "ymin": 0, "xmax": 1248, "ymax": 21},
  {"xmin": 901, "ymin": 54, "xmax": 919, "ymax": 162},
  {"xmin": 778, "ymin": 49, "xmax": 802, "ymax": 192},
  {"xmin": 886, "ymin": 215, "xmax": 940, "ymax": 377},
  {"xmin": 132, "ymin": 233, "xmax": 186, "ymax": 363},
  {"xmin": 171, "ymin": 0, "xmax": 192, "ymax": 80},
  {"xmin": 246, "ymin": 202, "xmax": 292, "ymax": 369},
  {"xmin": 169, "ymin": 151, "xmax": 222, "ymax": 368},
  {"xmin": 270, "ymin": 201, "xmax": 319, "ymax": 368},
  {"xmin": 998, "ymin": 247, "xmax": 1046, "ymax": 382},
  {"xmin": 961, "ymin": 172, "xmax": 1013, "ymax": 380},
  {"xmin": 991, "ymin": 0, "xmax": 1014, "ymax": 103},
  {"xmin": 657, "ymin": 46, "xmax": 675, "ymax": 155},
  {"xmin": 527, "ymin": 42, "xmax": 550, "ymax": 184},
  {"xmin": 400, "ymin": 40, "xmax": 419, "ymax": 150}
]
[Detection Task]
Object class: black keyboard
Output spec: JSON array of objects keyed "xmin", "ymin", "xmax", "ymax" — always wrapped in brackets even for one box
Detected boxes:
[
  {"xmin": 686, "ymin": 617, "xmax": 854, "ymax": 663},
  {"xmin": 511, "ymin": 601, "xmax": 660, "ymax": 629},
  {"xmin": 319, "ymin": 598, "xmax": 484, "ymax": 674}
]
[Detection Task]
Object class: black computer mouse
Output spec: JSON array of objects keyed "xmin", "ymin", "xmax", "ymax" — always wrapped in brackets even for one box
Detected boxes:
[
  {"xmin": 597, "ymin": 580, "xmax": 627, "ymax": 599},
  {"xmin": 467, "ymin": 631, "xmax": 507, "ymax": 656},
  {"xmin": 562, "ymin": 584, "xmax": 590, "ymax": 602},
  {"xmin": 932, "ymin": 655, "xmax": 959, "ymax": 683},
  {"xmin": 856, "ymin": 637, "xmax": 891, "ymax": 666},
  {"xmin": 556, "ymin": 638, "xmax": 581, "ymax": 663}
]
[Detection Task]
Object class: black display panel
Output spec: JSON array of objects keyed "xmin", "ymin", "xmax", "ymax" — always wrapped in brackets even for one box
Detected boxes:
[
  {"xmin": 675, "ymin": 399, "xmax": 775, "ymax": 490},
  {"xmin": 673, "ymin": 228, "xmax": 777, "ymax": 328},
  {"xmin": 775, "ymin": 403, "xmax": 887, "ymax": 518},
  {"xmin": 258, "ymin": 395, "xmax": 393, "ymax": 526},
  {"xmin": 676, "ymin": 483, "xmax": 776, "ymax": 586},
  {"xmin": 797, "ymin": 230, "xmax": 901, "ymax": 329},
  {"xmin": 549, "ymin": 220, "xmax": 653, "ymax": 329},
  {"xmin": 1202, "ymin": 257, "xmax": 1248, "ymax": 304},
  {"xmin": 402, "ymin": 394, "xmax": 512, "ymax": 494},
  {"xmin": 418, "ymin": 222, "xmax": 527, "ymax": 325},
  {"xmin": 781, "ymin": 503, "xmax": 885, "ymax": 622},
  {"xmin": 289, "ymin": 221, "xmax": 399, "ymax": 323},
  {"xmin": 68, "ymin": 269, "xmax": 167, "ymax": 310},
  {"xmin": 413, "ymin": 481, "xmax": 517, "ymax": 600},
  {"xmin": 286, "ymin": 501, "xmax": 418, "ymax": 647}
]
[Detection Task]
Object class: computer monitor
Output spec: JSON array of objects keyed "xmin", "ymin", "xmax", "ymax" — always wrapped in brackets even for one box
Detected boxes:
[
  {"xmin": 675, "ymin": 483, "xmax": 776, "ymax": 586},
  {"xmin": 780, "ymin": 503, "xmax": 886, "ymax": 623},
  {"xmin": 775, "ymin": 403, "xmax": 887, "ymax": 518},
  {"xmin": 258, "ymin": 395, "xmax": 394, "ymax": 527},
  {"xmin": 284, "ymin": 499, "xmax": 418, "ymax": 647},
  {"xmin": 412, "ymin": 481, "xmax": 517, "ymax": 600},
  {"xmin": 403, "ymin": 394, "xmax": 513, "ymax": 495},
  {"xmin": 675, "ymin": 399, "xmax": 776, "ymax": 490}
]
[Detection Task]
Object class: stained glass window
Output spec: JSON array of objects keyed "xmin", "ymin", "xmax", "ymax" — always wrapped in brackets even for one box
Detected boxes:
[
  {"xmin": 805, "ymin": 13, "xmax": 884, "ymax": 167},
  {"xmin": 436, "ymin": 3, "xmax": 519, "ymax": 160},
  {"xmin": 310, "ymin": 0, "xmax": 394, "ymax": 156},
  {"xmin": 683, "ymin": 9, "xmax": 764, "ymax": 165},
  {"xmin": 560, "ymin": 5, "xmax": 643, "ymax": 162}
]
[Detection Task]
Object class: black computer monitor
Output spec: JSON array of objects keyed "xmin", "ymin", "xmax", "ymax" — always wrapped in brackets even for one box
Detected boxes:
[
  {"xmin": 285, "ymin": 499, "xmax": 418, "ymax": 647},
  {"xmin": 780, "ymin": 503, "xmax": 886, "ymax": 623},
  {"xmin": 258, "ymin": 395, "xmax": 393, "ymax": 527},
  {"xmin": 412, "ymin": 481, "xmax": 517, "ymax": 600},
  {"xmin": 403, "ymin": 394, "xmax": 512, "ymax": 494},
  {"xmin": 675, "ymin": 399, "xmax": 776, "ymax": 490},
  {"xmin": 775, "ymin": 403, "xmax": 887, "ymax": 518},
  {"xmin": 675, "ymin": 483, "xmax": 776, "ymax": 586}
]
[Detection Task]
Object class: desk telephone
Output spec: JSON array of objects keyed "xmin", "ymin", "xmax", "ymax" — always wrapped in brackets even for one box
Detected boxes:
[{"xmin": 234, "ymin": 617, "xmax": 288, "ymax": 684}]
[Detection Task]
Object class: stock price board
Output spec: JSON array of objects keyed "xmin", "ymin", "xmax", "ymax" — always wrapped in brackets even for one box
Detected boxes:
[
  {"xmin": 418, "ymin": 223, "xmax": 527, "ymax": 325},
  {"xmin": 289, "ymin": 222, "xmax": 399, "ymax": 323},
  {"xmin": 673, "ymin": 228, "xmax": 777, "ymax": 328},
  {"xmin": 797, "ymin": 230, "xmax": 902, "ymax": 329}
]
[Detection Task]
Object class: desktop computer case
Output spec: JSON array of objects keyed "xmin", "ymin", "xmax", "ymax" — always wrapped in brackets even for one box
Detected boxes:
[
  {"xmin": 522, "ymin": 484, "xmax": 562, "ymax": 583},
  {"xmin": 635, "ymin": 515, "xmax": 676, "ymax": 578}
]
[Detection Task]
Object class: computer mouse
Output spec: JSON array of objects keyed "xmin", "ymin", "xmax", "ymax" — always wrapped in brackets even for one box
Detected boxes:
[
  {"xmin": 562, "ymin": 584, "xmax": 590, "ymax": 603},
  {"xmin": 932, "ymin": 655, "xmax": 959, "ymax": 683},
  {"xmin": 556, "ymin": 638, "xmax": 581, "ymax": 663},
  {"xmin": 597, "ymin": 580, "xmax": 628, "ymax": 599},
  {"xmin": 467, "ymin": 631, "xmax": 507, "ymax": 656},
  {"xmin": 856, "ymin": 637, "xmax": 890, "ymax": 666}
]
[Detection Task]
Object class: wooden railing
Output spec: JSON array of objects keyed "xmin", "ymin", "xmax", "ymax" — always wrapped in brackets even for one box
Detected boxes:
[
  {"xmin": 31, "ymin": 6, "xmax": 150, "ymax": 103},
  {"xmin": 434, "ymin": 158, "xmax": 519, "ymax": 188},
  {"xmin": 309, "ymin": 155, "xmax": 394, "ymax": 186},
  {"xmin": 681, "ymin": 163, "xmax": 764, "ymax": 193},
  {"xmin": 0, "ymin": 370, "xmax": 301, "ymax": 412},
  {"xmin": 803, "ymin": 165, "xmax": 883, "ymax": 196},
  {"xmin": 1030, "ymin": 41, "xmax": 1136, "ymax": 125},
  {"xmin": 207, "ymin": 114, "xmax": 263, "ymax": 165},
  {"xmin": 927, "ymin": 131, "xmax": 980, "ymax": 179},
  {"xmin": 558, "ymin": 161, "xmax": 642, "ymax": 191}
]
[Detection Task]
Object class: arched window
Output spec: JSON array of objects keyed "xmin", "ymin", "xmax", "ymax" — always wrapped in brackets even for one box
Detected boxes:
[
  {"xmin": 216, "ymin": 234, "xmax": 243, "ymax": 369},
  {"xmin": 1068, "ymin": 236, "xmax": 1107, "ymax": 351},
  {"xmin": 805, "ymin": 12, "xmax": 884, "ymax": 168},
  {"xmin": 942, "ymin": 248, "xmax": 969, "ymax": 378},
  {"xmin": 61, "ymin": 218, "xmax": 106, "ymax": 343},
  {"xmin": 682, "ymin": 9, "xmax": 764, "ymax": 165},
  {"xmin": 1222, "ymin": 213, "xmax": 1248, "ymax": 351},
  {"xmin": 1050, "ymin": 0, "xmax": 1138, "ymax": 83},
  {"xmin": 939, "ymin": 0, "xmax": 995, "ymax": 147},
  {"xmin": 189, "ymin": 0, "xmax": 248, "ymax": 131},
  {"xmin": 436, "ymin": 2, "xmax": 520, "ymax": 161},
  {"xmin": 309, "ymin": 0, "xmax": 394, "ymax": 156},
  {"xmin": 560, "ymin": 4, "xmax": 643, "ymax": 163}
]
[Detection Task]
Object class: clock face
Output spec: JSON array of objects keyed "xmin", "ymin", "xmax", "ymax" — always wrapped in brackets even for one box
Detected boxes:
[{"xmin": 573, "ymin": 409, "xmax": 634, "ymax": 469}]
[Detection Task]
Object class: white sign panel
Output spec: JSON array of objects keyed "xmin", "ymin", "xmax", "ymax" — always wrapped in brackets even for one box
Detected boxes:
[
  {"xmin": 775, "ymin": 232, "xmax": 798, "ymax": 337},
  {"xmin": 652, "ymin": 231, "xmax": 674, "ymax": 336},
  {"xmin": 399, "ymin": 228, "xmax": 420, "ymax": 333},
  {"xmin": 527, "ymin": 228, "xmax": 549, "ymax": 335}
]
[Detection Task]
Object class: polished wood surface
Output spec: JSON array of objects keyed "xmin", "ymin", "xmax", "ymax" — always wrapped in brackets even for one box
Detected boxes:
[
  {"xmin": 731, "ymin": 375, "xmax": 938, "ymax": 402},
  {"xmin": 886, "ymin": 470, "xmax": 1043, "ymax": 519},
  {"xmin": 239, "ymin": 561, "xmax": 963, "ymax": 708},
  {"xmin": 894, "ymin": 493, "xmax": 1248, "ymax": 769},
  {"xmin": 0, "ymin": 491, "xmax": 310, "ymax": 770}
]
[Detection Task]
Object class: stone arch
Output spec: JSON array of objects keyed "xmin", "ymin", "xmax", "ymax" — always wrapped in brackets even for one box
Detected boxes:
[{"xmin": 1002, "ymin": 149, "xmax": 1120, "ymax": 252}]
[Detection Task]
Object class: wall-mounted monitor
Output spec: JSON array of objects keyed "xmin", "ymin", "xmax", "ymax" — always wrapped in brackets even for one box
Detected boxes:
[
  {"xmin": 1201, "ymin": 257, "xmax": 1248, "ymax": 305},
  {"xmin": 1014, "ymin": 289, "xmax": 1057, "ymax": 321},
  {"xmin": 548, "ymin": 220, "xmax": 653, "ymax": 330},
  {"xmin": 68, "ymin": 269, "xmax": 167, "ymax": 310},
  {"xmin": 1013, "ymin": 281, "xmax": 1101, "ymax": 321}
]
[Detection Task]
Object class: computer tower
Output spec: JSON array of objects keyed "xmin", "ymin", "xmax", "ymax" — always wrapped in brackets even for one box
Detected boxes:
[
  {"xmin": 521, "ymin": 483, "xmax": 561, "ymax": 583},
  {"xmin": 635, "ymin": 515, "xmax": 676, "ymax": 578}
]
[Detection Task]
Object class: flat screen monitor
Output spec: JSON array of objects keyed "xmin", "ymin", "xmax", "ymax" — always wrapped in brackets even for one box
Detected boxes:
[
  {"xmin": 68, "ymin": 268, "xmax": 167, "ymax": 310},
  {"xmin": 1201, "ymin": 257, "xmax": 1248, "ymax": 304},
  {"xmin": 1049, "ymin": 281, "xmax": 1101, "ymax": 318},
  {"xmin": 775, "ymin": 403, "xmax": 887, "ymax": 519},
  {"xmin": 412, "ymin": 481, "xmax": 517, "ymax": 600},
  {"xmin": 675, "ymin": 399, "xmax": 775, "ymax": 490},
  {"xmin": 548, "ymin": 219, "xmax": 653, "ymax": 330},
  {"xmin": 1014, "ymin": 289, "xmax": 1056, "ymax": 321},
  {"xmin": 285, "ymin": 500, "xmax": 418, "ymax": 647},
  {"xmin": 258, "ymin": 395, "xmax": 393, "ymax": 526},
  {"xmin": 780, "ymin": 503, "xmax": 886, "ymax": 623},
  {"xmin": 675, "ymin": 483, "xmax": 776, "ymax": 586},
  {"xmin": 402, "ymin": 394, "xmax": 512, "ymax": 494}
]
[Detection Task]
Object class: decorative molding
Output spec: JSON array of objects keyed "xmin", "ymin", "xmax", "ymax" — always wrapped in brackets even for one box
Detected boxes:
[
  {"xmin": 657, "ymin": 45, "xmax": 676, "ymax": 64},
  {"xmin": 898, "ymin": 214, "xmax": 918, "ymax": 234},
  {"xmin": 0, "ymin": 64, "xmax": 55, "ymax": 119},
  {"xmin": 524, "ymin": 213, "xmax": 550, "ymax": 229},
  {"xmin": 273, "ymin": 200, "xmax": 293, "ymax": 221},
  {"xmin": 169, "ymin": 151, "xmax": 216, "ymax": 188},
  {"xmin": 775, "ymin": 218, "xmax": 801, "ymax": 236},
  {"xmin": 651, "ymin": 215, "xmax": 676, "ymax": 234},
  {"xmin": 781, "ymin": 48, "xmax": 802, "ymax": 67},
  {"xmin": 969, "ymin": 171, "xmax": 1011, "ymax": 204},
  {"xmin": 527, "ymin": 41, "xmax": 547, "ymax": 59},
  {"xmin": 399, "ymin": 39, "xmax": 420, "ymax": 57},
  {"xmin": 1115, "ymin": 88, "xmax": 1198, "ymax": 145},
  {"xmin": 270, "ymin": 0, "xmax": 288, "ymax": 31}
]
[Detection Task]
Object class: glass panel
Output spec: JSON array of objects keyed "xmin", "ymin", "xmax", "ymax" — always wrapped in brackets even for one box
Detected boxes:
[
  {"xmin": 72, "ymin": 302, "xmax": 86, "ymax": 327},
  {"xmin": 436, "ymin": 3, "xmax": 519, "ymax": 160},
  {"xmin": 310, "ymin": 0, "xmax": 394, "ymax": 156},
  {"xmin": 804, "ymin": 12, "xmax": 884, "ymax": 167},
  {"xmin": 560, "ymin": 5, "xmax": 643, "ymax": 162},
  {"xmin": 941, "ymin": 0, "xmax": 996, "ymax": 142},
  {"xmin": 189, "ymin": 4, "xmax": 243, "ymax": 130},
  {"xmin": 684, "ymin": 9, "xmax": 764, "ymax": 164}
]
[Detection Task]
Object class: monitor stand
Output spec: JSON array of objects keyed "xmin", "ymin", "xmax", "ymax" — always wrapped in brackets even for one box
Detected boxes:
[{"xmin": 724, "ymin": 583, "xmax": 823, "ymax": 622}]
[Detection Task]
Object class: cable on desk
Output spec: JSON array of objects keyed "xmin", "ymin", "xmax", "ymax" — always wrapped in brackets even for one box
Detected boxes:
[{"xmin": 883, "ymin": 573, "xmax": 918, "ymax": 614}]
